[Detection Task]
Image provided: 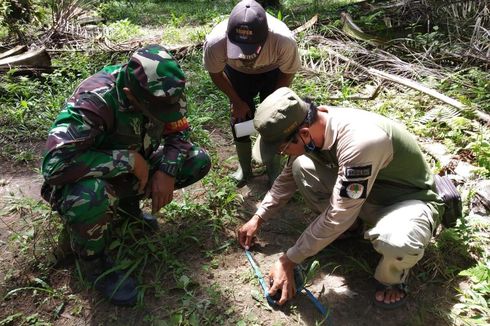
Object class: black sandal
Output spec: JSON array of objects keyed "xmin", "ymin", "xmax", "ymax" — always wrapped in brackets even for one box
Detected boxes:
[{"xmin": 373, "ymin": 282, "xmax": 409, "ymax": 310}]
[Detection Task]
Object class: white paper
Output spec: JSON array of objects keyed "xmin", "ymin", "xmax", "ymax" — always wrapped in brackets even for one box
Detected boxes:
[{"xmin": 234, "ymin": 120, "xmax": 256, "ymax": 137}]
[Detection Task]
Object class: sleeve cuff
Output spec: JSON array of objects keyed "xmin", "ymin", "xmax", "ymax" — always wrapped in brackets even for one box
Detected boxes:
[
  {"xmin": 159, "ymin": 162, "xmax": 178, "ymax": 177},
  {"xmin": 286, "ymin": 246, "xmax": 308, "ymax": 264},
  {"xmin": 254, "ymin": 207, "xmax": 270, "ymax": 221}
]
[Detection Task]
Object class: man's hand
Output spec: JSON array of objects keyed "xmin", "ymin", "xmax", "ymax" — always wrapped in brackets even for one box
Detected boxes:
[
  {"xmin": 147, "ymin": 170, "xmax": 175, "ymax": 213},
  {"xmin": 268, "ymin": 254, "xmax": 297, "ymax": 305},
  {"xmin": 238, "ymin": 215, "xmax": 264, "ymax": 250},
  {"xmin": 231, "ymin": 99, "xmax": 251, "ymax": 122},
  {"xmin": 131, "ymin": 151, "xmax": 149, "ymax": 193}
]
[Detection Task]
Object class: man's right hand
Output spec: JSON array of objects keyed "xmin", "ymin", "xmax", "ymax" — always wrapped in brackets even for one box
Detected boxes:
[
  {"xmin": 238, "ymin": 215, "xmax": 264, "ymax": 250},
  {"xmin": 231, "ymin": 99, "xmax": 251, "ymax": 122},
  {"xmin": 131, "ymin": 151, "xmax": 149, "ymax": 193}
]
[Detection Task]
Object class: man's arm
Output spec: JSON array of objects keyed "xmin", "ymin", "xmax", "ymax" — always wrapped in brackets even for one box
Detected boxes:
[
  {"xmin": 254, "ymin": 157, "xmax": 297, "ymax": 220},
  {"xmin": 237, "ymin": 158, "xmax": 297, "ymax": 248},
  {"xmin": 209, "ymin": 72, "xmax": 242, "ymax": 105},
  {"xmin": 275, "ymin": 71, "xmax": 295, "ymax": 89},
  {"xmin": 286, "ymin": 129, "xmax": 394, "ymax": 264},
  {"xmin": 209, "ymin": 72, "xmax": 250, "ymax": 120},
  {"xmin": 147, "ymin": 96, "xmax": 194, "ymax": 212},
  {"xmin": 42, "ymin": 105, "xmax": 138, "ymax": 186}
]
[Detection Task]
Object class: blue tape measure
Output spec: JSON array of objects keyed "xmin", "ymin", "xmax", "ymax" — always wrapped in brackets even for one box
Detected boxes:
[{"xmin": 245, "ymin": 250, "xmax": 331, "ymax": 319}]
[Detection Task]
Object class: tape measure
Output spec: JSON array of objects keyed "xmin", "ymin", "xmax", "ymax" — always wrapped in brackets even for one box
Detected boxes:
[{"xmin": 245, "ymin": 250, "xmax": 331, "ymax": 319}]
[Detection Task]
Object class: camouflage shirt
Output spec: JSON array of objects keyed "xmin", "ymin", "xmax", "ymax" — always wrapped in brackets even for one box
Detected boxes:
[{"xmin": 42, "ymin": 63, "xmax": 192, "ymax": 186}]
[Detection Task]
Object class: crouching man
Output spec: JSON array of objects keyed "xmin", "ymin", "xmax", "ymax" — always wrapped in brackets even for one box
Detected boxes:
[
  {"xmin": 238, "ymin": 87, "xmax": 444, "ymax": 309},
  {"xmin": 41, "ymin": 45, "xmax": 211, "ymax": 306}
]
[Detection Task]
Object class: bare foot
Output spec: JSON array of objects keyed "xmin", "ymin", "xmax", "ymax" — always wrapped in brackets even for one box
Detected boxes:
[{"xmin": 374, "ymin": 283, "xmax": 408, "ymax": 308}]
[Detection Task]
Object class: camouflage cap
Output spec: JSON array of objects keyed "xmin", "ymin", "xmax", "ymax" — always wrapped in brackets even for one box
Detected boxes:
[
  {"xmin": 126, "ymin": 44, "xmax": 186, "ymax": 99},
  {"xmin": 252, "ymin": 87, "xmax": 309, "ymax": 163}
]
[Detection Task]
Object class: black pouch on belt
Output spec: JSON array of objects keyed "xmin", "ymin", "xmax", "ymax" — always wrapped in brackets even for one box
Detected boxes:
[{"xmin": 434, "ymin": 174, "xmax": 462, "ymax": 228}]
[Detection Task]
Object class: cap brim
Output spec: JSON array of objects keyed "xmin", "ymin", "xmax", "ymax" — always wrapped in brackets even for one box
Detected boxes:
[
  {"xmin": 227, "ymin": 39, "xmax": 261, "ymax": 60},
  {"xmin": 252, "ymin": 135, "xmax": 281, "ymax": 164}
]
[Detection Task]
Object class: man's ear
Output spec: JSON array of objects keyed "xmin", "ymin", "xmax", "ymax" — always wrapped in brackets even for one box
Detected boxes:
[
  {"xmin": 317, "ymin": 105, "xmax": 329, "ymax": 113},
  {"xmin": 298, "ymin": 127, "xmax": 310, "ymax": 140}
]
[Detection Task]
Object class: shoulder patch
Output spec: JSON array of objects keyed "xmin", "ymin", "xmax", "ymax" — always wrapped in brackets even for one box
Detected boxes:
[
  {"xmin": 344, "ymin": 165, "xmax": 372, "ymax": 179},
  {"xmin": 340, "ymin": 179, "xmax": 368, "ymax": 199}
]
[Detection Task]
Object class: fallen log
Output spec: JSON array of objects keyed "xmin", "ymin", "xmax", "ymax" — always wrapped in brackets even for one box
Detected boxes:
[
  {"xmin": 0, "ymin": 45, "xmax": 27, "ymax": 60},
  {"xmin": 318, "ymin": 45, "xmax": 487, "ymax": 123},
  {"xmin": 77, "ymin": 16, "xmax": 105, "ymax": 26},
  {"xmin": 0, "ymin": 47, "xmax": 51, "ymax": 68}
]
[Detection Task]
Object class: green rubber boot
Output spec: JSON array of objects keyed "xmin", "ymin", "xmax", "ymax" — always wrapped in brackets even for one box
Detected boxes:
[
  {"xmin": 231, "ymin": 140, "xmax": 253, "ymax": 187},
  {"xmin": 265, "ymin": 154, "xmax": 282, "ymax": 187}
]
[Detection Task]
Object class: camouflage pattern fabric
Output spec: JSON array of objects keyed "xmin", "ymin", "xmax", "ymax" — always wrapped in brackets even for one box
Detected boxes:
[
  {"xmin": 127, "ymin": 45, "xmax": 185, "ymax": 98},
  {"xmin": 55, "ymin": 147, "xmax": 210, "ymax": 258},
  {"xmin": 41, "ymin": 44, "xmax": 211, "ymax": 258}
]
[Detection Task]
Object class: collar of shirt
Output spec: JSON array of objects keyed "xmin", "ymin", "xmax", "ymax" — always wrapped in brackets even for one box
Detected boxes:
[{"xmin": 322, "ymin": 109, "xmax": 337, "ymax": 150}]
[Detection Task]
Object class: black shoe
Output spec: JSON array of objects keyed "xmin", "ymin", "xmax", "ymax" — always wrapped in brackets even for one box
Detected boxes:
[
  {"xmin": 82, "ymin": 256, "xmax": 138, "ymax": 306},
  {"xmin": 118, "ymin": 200, "xmax": 159, "ymax": 231}
]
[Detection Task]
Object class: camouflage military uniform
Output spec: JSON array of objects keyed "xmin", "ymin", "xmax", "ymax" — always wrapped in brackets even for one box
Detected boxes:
[{"xmin": 41, "ymin": 45, "xmax": 211, "ymax": 259}]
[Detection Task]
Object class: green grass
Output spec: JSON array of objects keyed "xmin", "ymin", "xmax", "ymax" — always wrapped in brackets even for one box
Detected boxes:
[
  {"xmin": 98, "ymin": 0, "xmax": 234, "ymax": 27},
  {"xmin": 0, "ymin": 52, "xmax": 127, "ymax": 156}
]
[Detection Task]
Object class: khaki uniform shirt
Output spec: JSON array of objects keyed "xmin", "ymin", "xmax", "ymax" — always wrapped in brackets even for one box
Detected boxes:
[
  {"xmin": 255, "ymin": 107, "xmax": 444, "ymax": 263},
  {"xmin": 203, "ymin": 13, "xmax": 300, "ymax": 74}
]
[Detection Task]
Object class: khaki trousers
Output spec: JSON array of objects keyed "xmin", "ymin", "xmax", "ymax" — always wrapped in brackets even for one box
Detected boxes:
[{"xmin": 292, "ymin": 155, "xmax": 435, "ymax": 285}]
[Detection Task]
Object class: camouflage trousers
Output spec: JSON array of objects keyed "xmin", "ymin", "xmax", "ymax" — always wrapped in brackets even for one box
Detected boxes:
[{"xmin": 48, "ymin": 146, "xmax": 211, "ymax": 258}]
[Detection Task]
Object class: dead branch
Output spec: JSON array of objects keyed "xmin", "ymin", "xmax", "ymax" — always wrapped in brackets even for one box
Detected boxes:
[
  {"xmin": 293, "ymin": 15, "xmax": 319, "ymax": 35},
  {"xmin": 305, "ymin": 34, "xmax": 446, "ymax": 79},
  {"xmin": 370, "ymin": 69, "xmax": 467, "ymax": 110},
  {"xmin": 340, "ymin": 12, "xmax": 385, "ymax": 46},
  {"xmin": 316, "ymin": 44, "xmax": 472, "ymax": 111},
  {"xmin": 0, "ymin": 45, "xmax": 27, "ymax": 60},
  {"xmin": 475, "ymin": 110, "xmax": 490, "ymax": 126}
]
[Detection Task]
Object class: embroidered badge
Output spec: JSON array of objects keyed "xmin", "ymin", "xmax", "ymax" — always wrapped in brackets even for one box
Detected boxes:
[
  {"xmin": 340, "ymin": 180, "xmax": 368, "ymax": 199},
  {"xmin": 344, "ymin": 165, "xmax": 372, "ymax": 179}
]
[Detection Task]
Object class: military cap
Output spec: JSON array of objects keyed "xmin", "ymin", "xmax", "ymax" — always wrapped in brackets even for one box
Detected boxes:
[
  {"xmin": 126, "ymin": 44, "xmax": 186, "ymax": 98},
  {"xmin": 252, "ymin": 87, "xmax": 309, "ymax": 163},
  {"xmin": 124, "ymin": 44, "xmax": 187, "ymax": 123}
]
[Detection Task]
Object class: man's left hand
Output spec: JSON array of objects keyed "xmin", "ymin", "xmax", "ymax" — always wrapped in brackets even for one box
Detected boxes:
[
  {"xmin": 268, "ymin": 254, "xmax": 297, "ymax": 305},
  {"xmin": 147, "ymin": 170, "xmax": 175, "ymax": 213}
]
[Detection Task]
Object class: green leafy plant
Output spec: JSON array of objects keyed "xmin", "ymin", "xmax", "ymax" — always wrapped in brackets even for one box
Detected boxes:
[{"xmin": 105, "ymin": 18, "xmax": 142, "ymax": 42}]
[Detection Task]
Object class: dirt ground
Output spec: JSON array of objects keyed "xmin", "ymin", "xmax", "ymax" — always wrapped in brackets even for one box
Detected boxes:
[{"xmin": 0, "ymin": 135, "xmax": 456, "ymax": 326}]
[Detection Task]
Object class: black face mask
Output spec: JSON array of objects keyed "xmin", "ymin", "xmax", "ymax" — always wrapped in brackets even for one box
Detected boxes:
[
  {"xmin": 304, "ymin": 139, "xmax": 316, "ymax": 152},
  {"xmin": 300, "ymin": 135, "xmax": 317, "ymax": 153}
]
